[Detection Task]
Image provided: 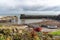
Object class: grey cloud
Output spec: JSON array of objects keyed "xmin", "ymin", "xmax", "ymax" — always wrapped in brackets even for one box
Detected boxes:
[
  {"xmin": 22, "ymin": 6, "xmax": 60, "ymax": 11},
  {"xmin": 1, "ymin": 5, "xmax": 60, "ymax": 13}
]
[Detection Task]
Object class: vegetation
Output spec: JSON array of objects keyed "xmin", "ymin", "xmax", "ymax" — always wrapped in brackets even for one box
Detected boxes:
[
  {"xmin": 0, "ymin": 26, "xmax": 60, "ymax": 40},
  {"xmin": 49, "ymin": 30, "xmax": 60, "ymax": 36}
]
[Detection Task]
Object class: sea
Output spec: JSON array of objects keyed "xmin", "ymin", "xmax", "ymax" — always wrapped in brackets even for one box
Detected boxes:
[
  {"xmin": 20, "ymin": 19, "xmax": 44, "ymax": 24},
  {"xmin": 0, "ymin": 14, "xmax": 46, "ymax": 24}
]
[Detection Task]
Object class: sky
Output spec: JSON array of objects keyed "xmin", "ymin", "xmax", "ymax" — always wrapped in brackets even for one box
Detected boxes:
[{"xmin": 0, "ymin": 0, "xmax": 60, "ymax": 15}]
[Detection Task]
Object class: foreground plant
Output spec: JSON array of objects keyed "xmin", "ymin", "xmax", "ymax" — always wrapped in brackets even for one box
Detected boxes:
[
  {"xmin": 49, "ymin": 30, "xmax": 60, "ymax": 36},
  {"xmin": 0, "ymin": 34, "xmax": 5, "ymax": 40}
]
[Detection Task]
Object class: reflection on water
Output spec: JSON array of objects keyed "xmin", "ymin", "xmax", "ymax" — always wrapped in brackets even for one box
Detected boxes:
[{"xmin": 20, "ymin": 19, "xmax": 45, "ymax": 24}]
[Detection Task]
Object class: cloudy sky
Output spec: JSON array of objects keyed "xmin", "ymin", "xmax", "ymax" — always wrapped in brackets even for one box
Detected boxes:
[{"xmin": 0, "ymin": 0, "xmax": 60, "ymax": 14}]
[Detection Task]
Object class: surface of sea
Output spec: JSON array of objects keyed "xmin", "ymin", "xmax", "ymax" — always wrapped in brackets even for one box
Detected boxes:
[
  {"xmin": 20, "ymin": 19, "xmax": 44, "ymax": 24},
  {"xmin": 0, "ymin": 14, "xmax": 45, "ymax": 24}
]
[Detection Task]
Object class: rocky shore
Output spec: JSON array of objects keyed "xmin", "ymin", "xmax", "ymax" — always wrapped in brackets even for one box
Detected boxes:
[{"xmin": 29, "ymin": 19, "xmax": 60, "ymax": 28}]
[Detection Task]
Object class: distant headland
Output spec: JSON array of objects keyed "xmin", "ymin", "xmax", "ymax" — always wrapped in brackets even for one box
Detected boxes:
[{"xmin": 20, "ymin": 14, "xmax": 60, "ymax": 21}]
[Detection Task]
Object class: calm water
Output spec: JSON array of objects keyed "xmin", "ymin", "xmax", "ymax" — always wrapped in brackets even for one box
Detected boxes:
[
  {"xmin": 0, "ymin": 14, "xmax": 46, "ymax": 24},
  {"xmin": 19, "ymin": 19, "xmax": 46, "ymax": 24}
]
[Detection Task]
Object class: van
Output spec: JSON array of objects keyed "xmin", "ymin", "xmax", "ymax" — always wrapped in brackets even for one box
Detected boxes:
[{"xmin": 47, "ymin": 25, "xmax": 57, "ymax": 29}]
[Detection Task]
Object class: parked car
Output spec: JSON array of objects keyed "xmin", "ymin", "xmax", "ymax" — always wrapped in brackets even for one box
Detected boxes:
[
  {"xmin": 41, "ymin": 25, "xmax": 57, "ymax": 29},
  {"xmin": 47, "ymin": 25, "xmax": 57, "ymax": 29}
]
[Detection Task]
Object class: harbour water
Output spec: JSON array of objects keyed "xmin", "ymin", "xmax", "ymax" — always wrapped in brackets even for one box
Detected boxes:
[
  {"xmin": 20, "ymin": 19, "xmax": 44, "ymax": 24},
  {"xmin": 16, "ymin": 14, "xmax": 45, "ymax": 24},
  {"xmin": 0, "ymin": 14, "xmax": 45, "ymax": 24}
]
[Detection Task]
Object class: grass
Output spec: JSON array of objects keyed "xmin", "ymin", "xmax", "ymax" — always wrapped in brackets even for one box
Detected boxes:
[{"xmin": 49, "ymin": 30, "xmax": 60, "ymax": 36}]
